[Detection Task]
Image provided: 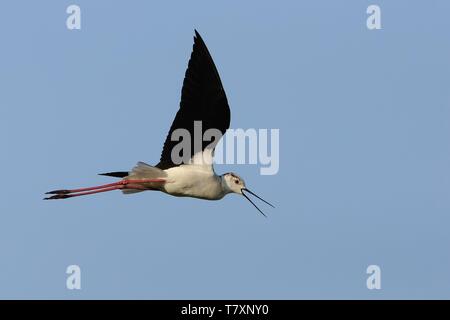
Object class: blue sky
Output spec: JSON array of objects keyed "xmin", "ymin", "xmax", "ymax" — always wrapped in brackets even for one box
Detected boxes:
[{"xmin": 0, "ymin": 0, "xmax": 449, "ymax": 299}]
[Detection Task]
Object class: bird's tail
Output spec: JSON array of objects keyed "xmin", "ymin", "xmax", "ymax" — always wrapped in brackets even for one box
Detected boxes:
[{"xmin": 121, "ymin": 162, "xmax": 167, "ymax": 194}]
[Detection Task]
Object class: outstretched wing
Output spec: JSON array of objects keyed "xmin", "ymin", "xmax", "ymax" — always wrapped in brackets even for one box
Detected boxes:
[{"xmin": 155, "ymin": 30, "xmax": 230, "ymax": 170}]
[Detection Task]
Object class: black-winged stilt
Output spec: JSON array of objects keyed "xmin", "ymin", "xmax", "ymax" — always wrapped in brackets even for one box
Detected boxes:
[{"xmin": 44, "ymin": 30, "xmax": 274, "ymax": 216}]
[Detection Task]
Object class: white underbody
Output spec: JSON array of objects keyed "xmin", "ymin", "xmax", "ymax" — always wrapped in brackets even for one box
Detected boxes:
[{"xmin": 162, "ymin": 165, "xmax": 225, "ymax": 200}]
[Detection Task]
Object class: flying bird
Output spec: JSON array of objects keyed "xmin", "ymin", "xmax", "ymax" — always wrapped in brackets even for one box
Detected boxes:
[{"xmin": 44, "ymin": 30, "xmax": 274, "ymax": 216}]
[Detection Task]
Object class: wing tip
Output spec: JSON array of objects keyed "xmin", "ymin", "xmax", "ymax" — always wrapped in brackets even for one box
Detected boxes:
[{"xmin": 194, "ymin": 29, "xmax": 204, "ymax": 43}]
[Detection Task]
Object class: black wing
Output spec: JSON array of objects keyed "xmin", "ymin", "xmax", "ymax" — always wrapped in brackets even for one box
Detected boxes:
[{"xmin": 155, "ymin": 30, "xmax": 230, "ymax": 170}]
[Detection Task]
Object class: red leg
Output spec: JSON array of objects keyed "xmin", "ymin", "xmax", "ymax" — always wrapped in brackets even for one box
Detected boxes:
[
  {"xmin": 125, "ymin": 184, "xmax": 151, "ymax": 190},
  {"xmin": 44, "ymin": 186, "xmax": 123, "ymax": 200},
  {"xmin": 44, "ymin": 178, "xmax": 166, "ymax": 200},
  {"xmin": 45, "ymin": 179, "xmax": 166, "ymax": 195}
]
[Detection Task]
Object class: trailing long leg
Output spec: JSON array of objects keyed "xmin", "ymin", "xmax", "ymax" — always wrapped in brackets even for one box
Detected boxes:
[{"xmin": 44, "ymin": 179, "xmax": 165, "ymax": 200}]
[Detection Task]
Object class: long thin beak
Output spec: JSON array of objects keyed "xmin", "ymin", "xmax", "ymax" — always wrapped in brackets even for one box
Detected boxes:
[
  {"xmin": 243, "ymin": 188, "xmax": 275, "ymax": 208},
  {"xmin": 242, "ymin": 188, "xmax": 275, "ymax": 217}
]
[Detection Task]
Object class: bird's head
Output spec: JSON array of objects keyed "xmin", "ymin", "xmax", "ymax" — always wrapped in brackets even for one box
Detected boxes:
[
  {"xmin": 222, "ymin": 172, "xmax": 274, "ymax": 217},
  {"xmin": 222, "ymin": 172, "xmax": 246, "ymax": 194}
]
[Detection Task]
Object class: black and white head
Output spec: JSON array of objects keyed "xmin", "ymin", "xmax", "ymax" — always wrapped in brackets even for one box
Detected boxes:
[{"xmin": 222, "ymin": 172, "xmax": 274, "ymax": 217}]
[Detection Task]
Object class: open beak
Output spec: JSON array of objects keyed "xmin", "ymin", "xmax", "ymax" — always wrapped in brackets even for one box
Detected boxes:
[{"xmin": 241, "ymin": 188, "xmax": 275, "ymax": 217}]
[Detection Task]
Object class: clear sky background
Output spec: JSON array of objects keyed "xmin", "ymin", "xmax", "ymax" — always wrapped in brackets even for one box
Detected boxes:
[{"xmin": 1, "ymin": 1, "xmax": 449, "ymax": 299}]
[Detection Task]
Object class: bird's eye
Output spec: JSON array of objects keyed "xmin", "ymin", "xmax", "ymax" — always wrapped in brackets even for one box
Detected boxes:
[{"xmin": 234, "ymin": 180, "xmax": 239, "ymax": 184}]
